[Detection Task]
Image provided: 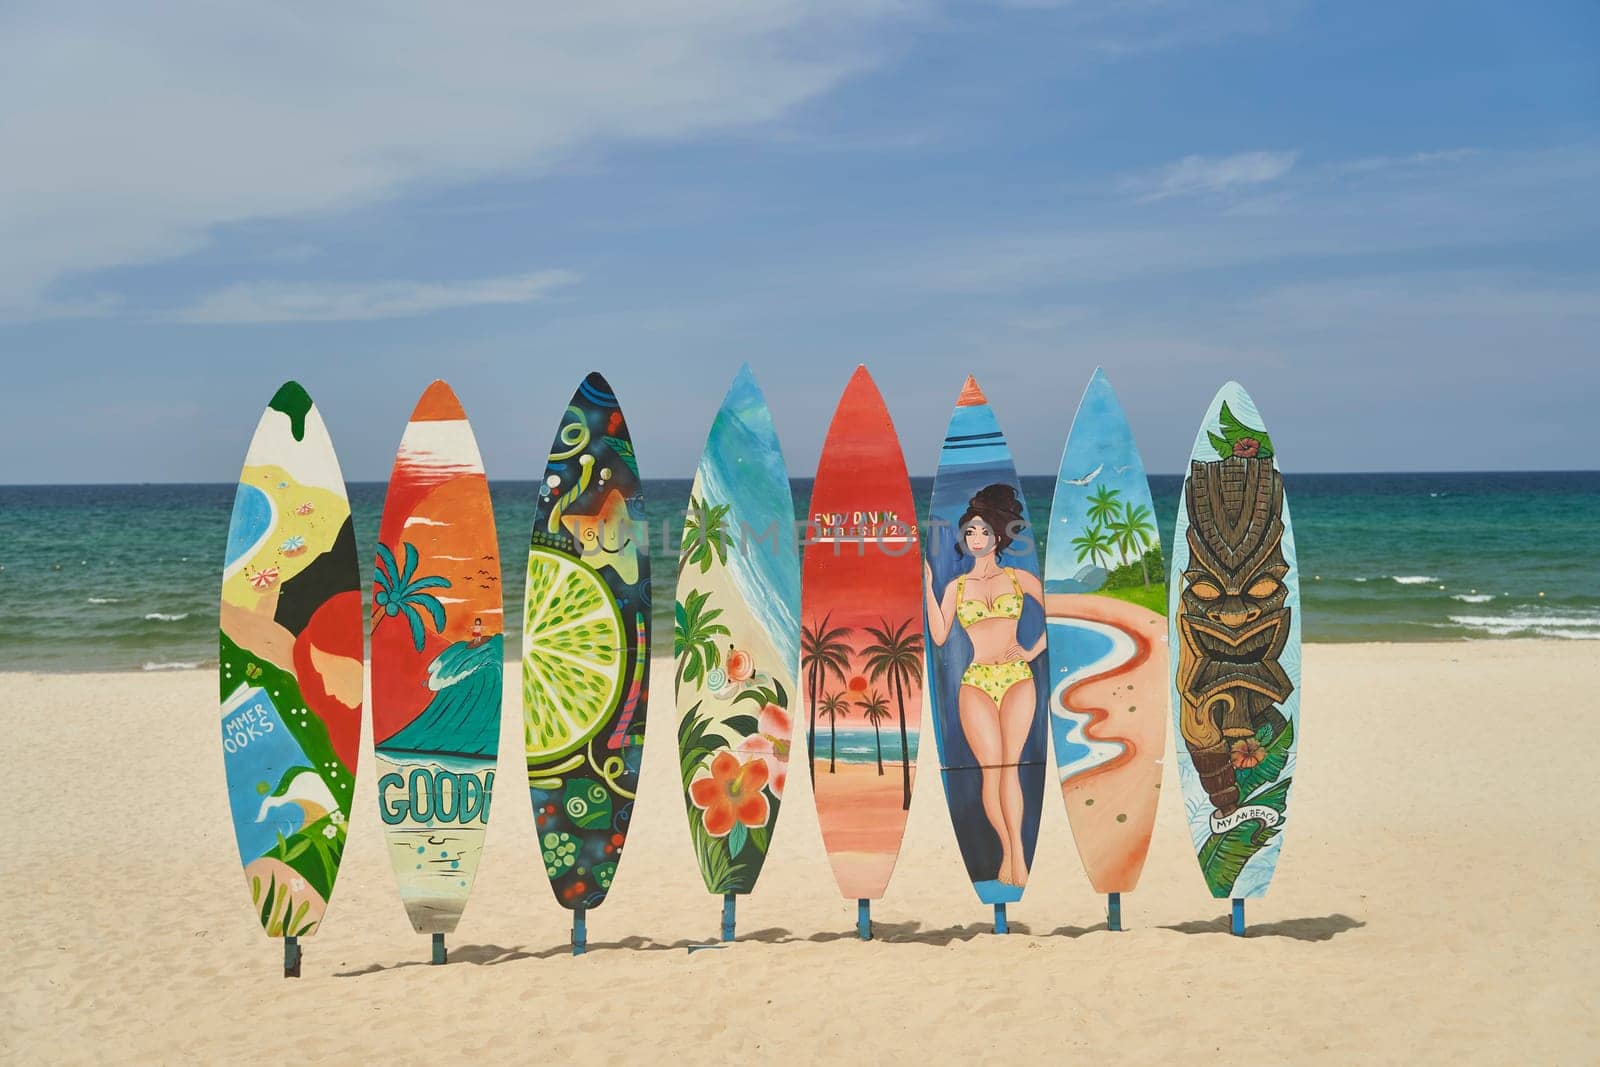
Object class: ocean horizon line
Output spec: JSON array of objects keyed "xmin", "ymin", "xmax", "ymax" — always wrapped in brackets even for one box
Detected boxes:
[{"xmin": 5, "ymin": 468, "xmax": 1600, "ymax": 489}]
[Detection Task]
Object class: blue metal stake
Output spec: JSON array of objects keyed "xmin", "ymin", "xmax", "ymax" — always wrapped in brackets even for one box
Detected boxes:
[
  {"xmin": 1107, "ymin": 892, "xmax": 1122, "ymax": 932},
  {"xmin": 993, "ymin": 903, "xmax": 1008, "ymax": 935},
  {"xmin": 283, "ymin": 935, "xmax": 301, "ymax": 978},
  {"xmin": 857, "ymin": 898, "xmax": 872, "ymax": 940},
  {"xmin": 572, "ymin": 907, "xmax": 587, "ymax": 957},
  {"xmin": 1231, "ymin": 898, "xmax": 1245, "ymax": 937},
  {"xmin": 721, "ymin": 893, "xmax": 737, "ymax": 942},
  {"xmin": 431, "ymin": 932, "xmax": 446, "ymax": 965}
]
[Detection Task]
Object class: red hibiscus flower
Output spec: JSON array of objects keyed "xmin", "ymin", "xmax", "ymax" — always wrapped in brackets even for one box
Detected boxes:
[
  {"xmin": 689, "ymin": 752, "xmax": 770, "ymax": 836},
  {"xmin": 737, "ymin": 703, "xmax": 792, "ymax": 797},
  {"xmin": 1230, "ymin": 737, "xmax": 1266, "ymax": 769},
  {"xmin": 1232, "ymin": 437, "xmax": 1261, "ymax": 458}
]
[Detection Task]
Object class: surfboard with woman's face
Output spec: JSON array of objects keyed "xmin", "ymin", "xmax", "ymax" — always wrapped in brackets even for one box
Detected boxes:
[{"xmin": 922, "ymin": 376, "xmax": 1049, "ymax": 907}]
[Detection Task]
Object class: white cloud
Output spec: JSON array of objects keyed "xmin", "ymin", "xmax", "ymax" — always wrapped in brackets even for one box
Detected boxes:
[
  {"xmin": 0, "ymin": 1, "xmax": 911, "ymax": 318},
  {"xmin": 169, "ymin": 269, "xmax": 578, "ymax": 324},
  {"xmin": 877, "ymin": 143, "xmax": 1600, "ymax": 294},
  {"xmin": 1123, "ymin": 150, "xmax": 1299, "ymax": 201}
]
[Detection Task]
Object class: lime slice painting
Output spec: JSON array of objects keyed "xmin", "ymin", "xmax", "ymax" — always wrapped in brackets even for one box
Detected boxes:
[
  {"xmin": 522, "ymin": 546, "xmax": 625, "ymax": 761},
  {"xmin": 523, "ymin": 372, "xmax": 651, "ymax": 913}
]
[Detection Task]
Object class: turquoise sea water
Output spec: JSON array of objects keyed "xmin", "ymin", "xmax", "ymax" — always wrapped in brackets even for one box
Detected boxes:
[{"xmin": 2, "ymin": 471, "xmax": 1596, "ymax": 671}]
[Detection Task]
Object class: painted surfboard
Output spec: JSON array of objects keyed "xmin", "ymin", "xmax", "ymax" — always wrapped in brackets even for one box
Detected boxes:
[
  {"xmin": 922, "ymin": 376, "xmax": 1049, "ymax": 918},
  {"xmin": 802, "ymin": 366, "xmax": 923, "ymax": 916},
  {"xmin": 219, "ymin": 381, "xmax": 363, "ymax": 976},
  {"xmin": 1044, "ymin": 368, "xmax": 1168, "ymax": 922},
  {"xmin": 1169, "ymin": 381, "xmax": 1301, "ymax": 916},
  {"xmin": 524, "ymin": 372, "xmax": 650, "ymax": 945},
  {"xmin": 674, "ymin": 364, "xmax": 800, "ymax": 931},
  {"xmin": 371, "ymin": 380, "xmax": 501, "ymax": 961}
]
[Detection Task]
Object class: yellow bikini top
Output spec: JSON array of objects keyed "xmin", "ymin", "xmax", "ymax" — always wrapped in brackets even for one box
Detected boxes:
[{"xmin": 956, "ymin": 568, "xmax": 1025, "ymax": 625}]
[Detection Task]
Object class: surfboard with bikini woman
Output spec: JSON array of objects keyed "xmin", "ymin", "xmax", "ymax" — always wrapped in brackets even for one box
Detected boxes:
[{"xmin": 923, "ymin": 376, "xmax": 1049, "ymax": 928}]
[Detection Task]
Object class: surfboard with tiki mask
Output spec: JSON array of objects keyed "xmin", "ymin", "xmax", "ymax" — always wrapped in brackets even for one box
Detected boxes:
[
  {"xmin": 922, "ymin": 376, "xmax": 1049, "ymax": 917},
  {"xmin": 1169, "ymin": 382, "xmax": 1301, "ymax": 909},
  {"xmin": 524, "ymin": 372, "xmax": 651, "ymax": 940},
  {"xmin": 673, "ymin": 364, "xmax": 800, "ymax": 931},
  {"xmin": 220, "ymin": 381, "xmax": 363, "ymax": 976},
  {"xmin": 371, "ymin": 380, "xmax": 501, "ymax": 962},
  {"xmin": 1043, "ymin": 368, "xmax": 1169, "ymax": 920},
  {"xmin": 802, "ymin": 366, "xmax": 923, "ymax": 916}
]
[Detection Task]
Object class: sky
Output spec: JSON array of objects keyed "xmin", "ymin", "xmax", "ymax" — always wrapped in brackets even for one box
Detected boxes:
[{"xmin": 1, "ymin": 1, "xmax": 1596, "ymax": 483}]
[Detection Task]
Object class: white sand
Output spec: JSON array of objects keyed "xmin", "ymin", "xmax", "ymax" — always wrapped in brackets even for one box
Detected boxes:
[{"xmin": 4, "ymin": 641, "xmax": 1596, "ymax": 1062}]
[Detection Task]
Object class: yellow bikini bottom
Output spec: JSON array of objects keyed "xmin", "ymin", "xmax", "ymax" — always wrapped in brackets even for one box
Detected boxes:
[{"xmin": 960, "ymin": 659, "xmax": 1032, "ymax": 704}]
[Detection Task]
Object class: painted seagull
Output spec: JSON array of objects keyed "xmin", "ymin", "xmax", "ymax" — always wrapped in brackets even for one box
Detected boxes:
[{"xmin": 1063, "ymin": 463, "xmax": 1102, "ymax": 487}]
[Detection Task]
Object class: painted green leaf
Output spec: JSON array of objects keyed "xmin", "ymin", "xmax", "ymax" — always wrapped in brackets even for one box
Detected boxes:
[
  {"xmin": 1197, "ymin": 777, "xmax": 1292, "ymax": 896},
  {"xmin": 603, "ymin": 436, "xmax": 639, "ymax": 476},
  {"xmin": 723, "ymin": 714, "xmax": 759, "ymax": 736}
]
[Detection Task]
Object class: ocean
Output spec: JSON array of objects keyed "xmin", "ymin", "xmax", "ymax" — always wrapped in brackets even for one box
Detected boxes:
[{"xmin": 3, "ymin": 471, "xmax": 1596, "ymax": 671}]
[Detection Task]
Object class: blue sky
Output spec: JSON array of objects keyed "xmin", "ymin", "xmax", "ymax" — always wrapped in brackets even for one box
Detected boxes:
[{"xmin": 1, "ymin": 1, "xmax": 1596, "ymax": 483}]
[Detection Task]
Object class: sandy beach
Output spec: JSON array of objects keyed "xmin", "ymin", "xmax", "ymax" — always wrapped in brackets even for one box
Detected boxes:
[{"xmin": 4, "ymin": 641, "xmax": 1596, "ymax": 1063}]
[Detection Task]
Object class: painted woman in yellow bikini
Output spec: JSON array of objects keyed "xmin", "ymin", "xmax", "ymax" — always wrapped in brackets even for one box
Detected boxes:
[{"xmin": 924, "ymin": 484, "xmax": 1045, "ymax": 887}]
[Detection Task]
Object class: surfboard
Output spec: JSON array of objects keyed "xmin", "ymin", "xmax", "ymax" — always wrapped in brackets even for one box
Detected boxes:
[
  {"xmin": 674, "ymin": 364, "xmax": 800, "ymax": 938},
  {"xmin": 1169, "ymin": 381, "xmax": 1301, "ymax": 929},
  {"xmin": 801, "ymin": 366, "xmax": 923, "ymax": 928},
  {"xmin": 1043, "ymin": 368, "xmax": 1168, "ymax": 926},
  {"xmin": 219, "ymin": 381, "xmax": 363, "ymax": 976},
  {"xmin": 371, "ymin": 380, "xmax": 501, "ymax": 963},
  {"xmin": 524, "ymin": 372, "xmax": 650, "ymax": 953},
  {"xmin": 922, "ymin": 376, "xmax": 1049, "ymax": 924}
]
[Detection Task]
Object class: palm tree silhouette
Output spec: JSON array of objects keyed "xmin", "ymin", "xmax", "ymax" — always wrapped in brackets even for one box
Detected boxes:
[
  {"xmin": 373, "ymin": 541, "xmax": 451, "ymax": 651},
  {"xmin": 856, "ymin": 689, "xmax": 892, "ymax": 776},
  {"xmin": 818, "ymin": 691, "xmax": 850, "ymax": 774},
  {"xmin": 801, "ymin": 613, "xmax": 853, "ymax": 781},
  {"xmin": 862, "ymin": 617, "xmax": 923, "ymax": 807},
  {"xmin": 1111, "ymin": 500, "xmax": 1157, "ymax": 586},
  {"xmin": 682, "ymin": 495, "xmax": 732, "ymax": 574},
  {"xmin": 674, "ymin": 588, "xmax": 729, "ymax": 690}
]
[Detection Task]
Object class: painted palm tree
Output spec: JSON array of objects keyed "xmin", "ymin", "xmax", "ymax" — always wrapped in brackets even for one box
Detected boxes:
[
  {"xmin": 373, "ymin": 541, "xmax": 450, "ymax": 651},
  {"xmin": 1111, "ymin": 500, "xmax": 1157, "ymax": 586},
  {"xmin": 856, "ymin": 689, "xmax": 892, "ymax": 776},
  {"xmin": 861, "ymin": 617, "xmax": 923, "ymax": 808},
  {"xmin": 1071, "ymin": 524, "xmax": 1114, "ymax": 570},
  {"xmin": 674, "ymin": 588, "xmax": 730, "ymax": 690},
  {"xmin": 801, "ymin": 613, "xmax": 854, "ymax": 781},
  {"xmin": 681, "ymin": 496, "xmax": 732, "ymax": 574},
  {"xmin": 818, "ymin": 691, "xmax": 850, "ymax": 774},
  {"xmin": 1085, "ymin": 484, "xmax": 1123, "ymax": 528}
]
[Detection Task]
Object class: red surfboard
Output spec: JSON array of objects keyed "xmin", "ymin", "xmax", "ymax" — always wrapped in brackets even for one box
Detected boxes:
[{"xmin": 802, "ymin": 365, "xmax": 924, "ymax": 929}]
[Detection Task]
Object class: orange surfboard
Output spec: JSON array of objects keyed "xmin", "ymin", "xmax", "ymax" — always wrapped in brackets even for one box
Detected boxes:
[
  {"xmin": 801, "ymin": 366, "xmax": 923, "ymax": 931},
  {"xmin": 371, "ymin": 381, "xmax": 502, "ymax": 963}
]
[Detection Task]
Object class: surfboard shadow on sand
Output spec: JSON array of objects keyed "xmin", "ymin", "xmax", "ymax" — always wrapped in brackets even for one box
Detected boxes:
[{"xmin": 1159, "ymin": 913, "xmax": 1364, "ymax": 942}]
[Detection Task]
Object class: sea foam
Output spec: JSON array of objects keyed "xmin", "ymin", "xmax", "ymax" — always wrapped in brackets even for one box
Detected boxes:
[
  {"xmin": 143, "ymin": 612, "xmax": 191, "ymax": 623},
  {"xmin": 1392, "ymin": 576, "xmax": 1438, "ymax": 585}
]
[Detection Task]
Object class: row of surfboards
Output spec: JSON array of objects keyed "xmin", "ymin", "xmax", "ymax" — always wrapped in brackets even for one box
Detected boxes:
[{"xmin": 221, "ymin": 366, "xmax": 1300, "ymax": 975}]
